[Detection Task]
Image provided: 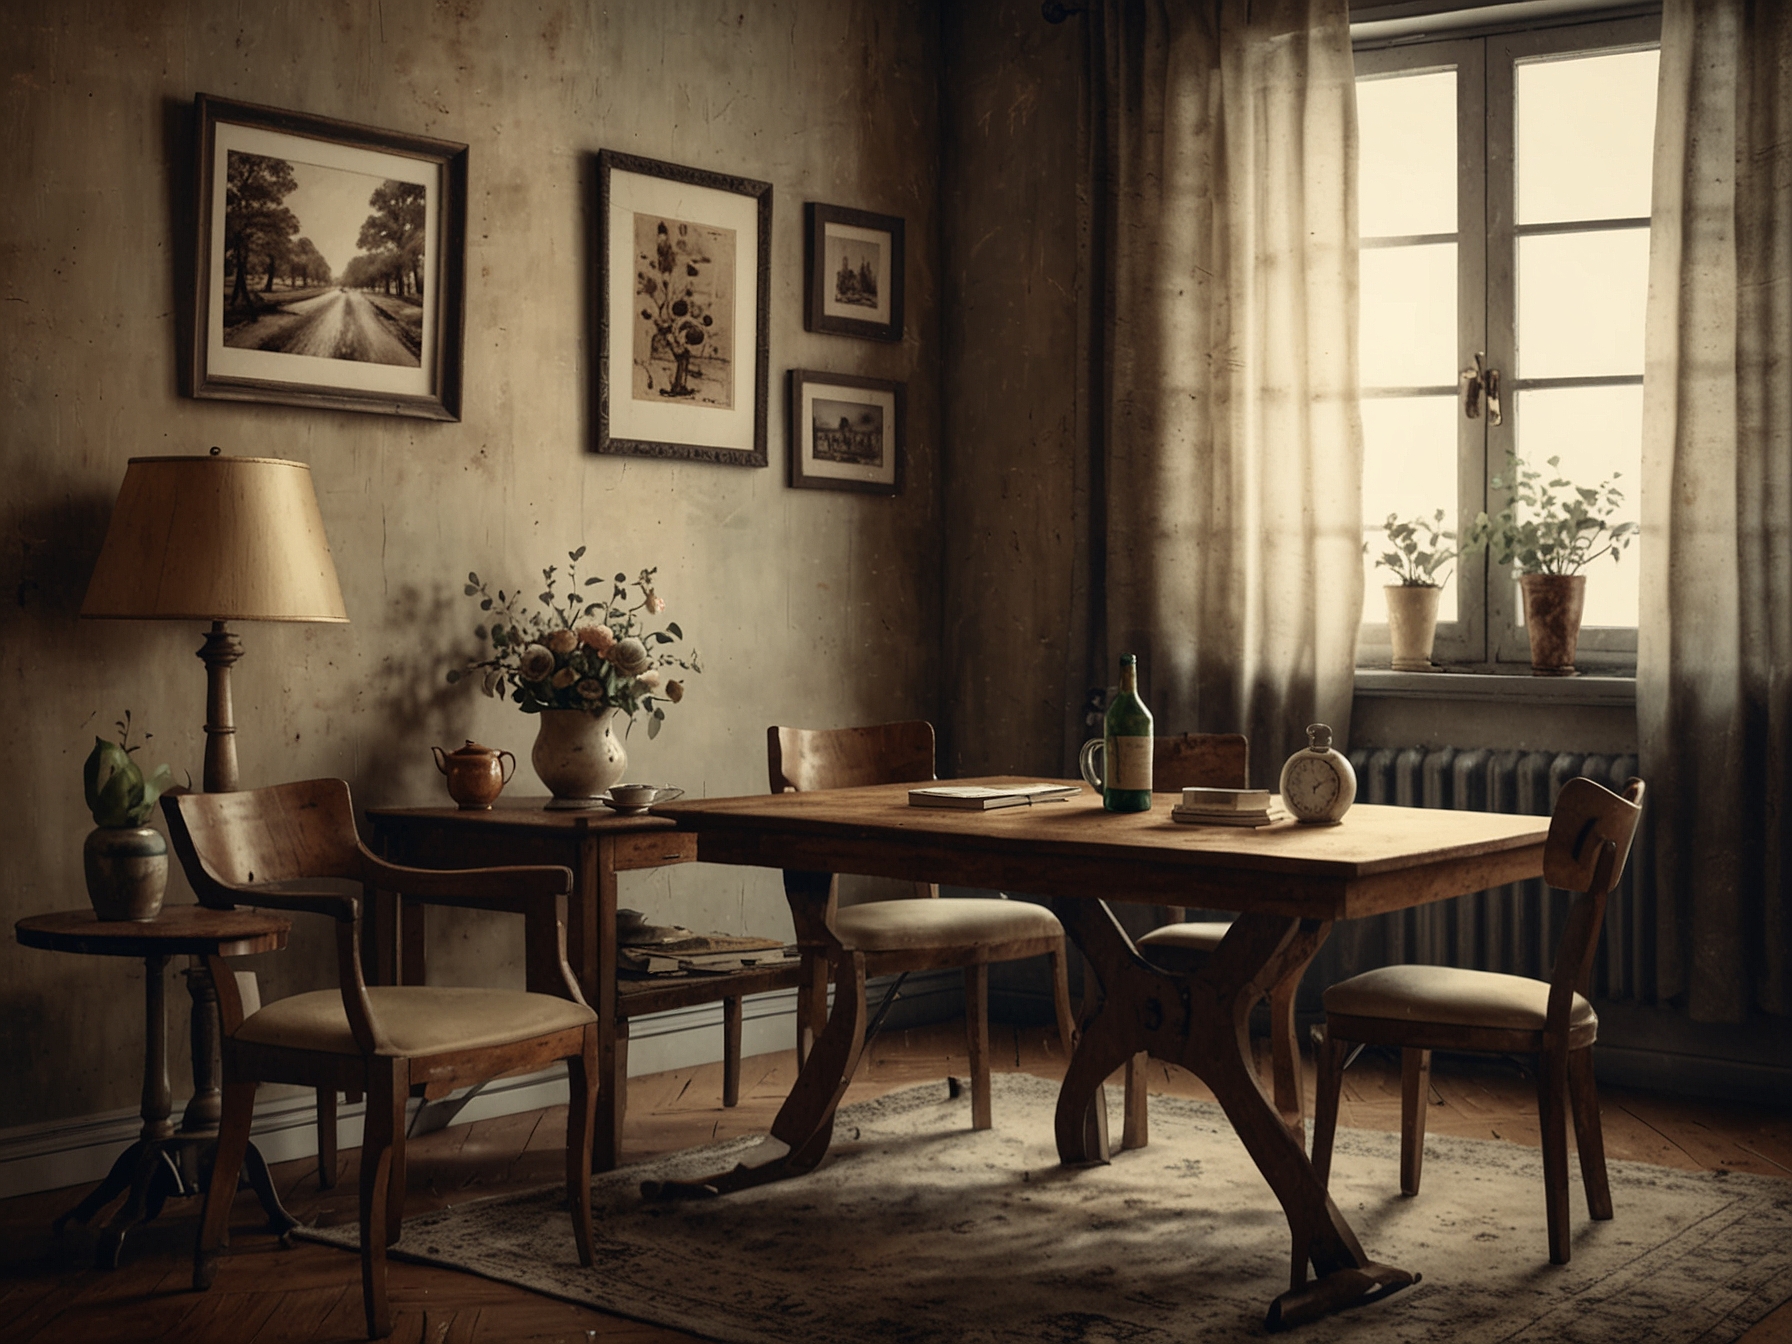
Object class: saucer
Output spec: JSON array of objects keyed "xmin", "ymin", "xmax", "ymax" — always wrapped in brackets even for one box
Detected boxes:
[{"xmin": 598, "ymin": 786, "xmax": 684, "ymax": 816}]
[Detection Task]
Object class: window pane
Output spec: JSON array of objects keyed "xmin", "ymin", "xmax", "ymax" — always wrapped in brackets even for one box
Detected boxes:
[
  {"xmin": 1360, "ymin": 244, "xmax": 1458, "ymax": 389},
  {"xmin": 1516, "ymin": 229, "xmax": 1649, "ymax": 378},
  {"xmin": 1510, "ymin": 385, "xmax": 1642, "ymax": 628},
  {"xmin": 1358, "ymin": 69, "xmax": 1457, "ymax": 238},
  {"xmin": 1363, "ymin": 395, "xmax": 1459, "ymax": 622},
  {"xmin": 1517, "ymin": 49, "xmax": 1659, "ymax": 225}
]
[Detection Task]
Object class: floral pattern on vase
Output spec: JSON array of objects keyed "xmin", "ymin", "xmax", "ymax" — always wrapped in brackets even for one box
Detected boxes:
[{"xmin": 532, "ymin": 707, "xmax": 627, "ymax": 806}]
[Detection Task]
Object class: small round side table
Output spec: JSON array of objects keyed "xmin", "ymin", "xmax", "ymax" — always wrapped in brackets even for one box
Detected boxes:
[{"xmin": 16, "ymin": 905, "xmax": 293, "ymax": 1268}]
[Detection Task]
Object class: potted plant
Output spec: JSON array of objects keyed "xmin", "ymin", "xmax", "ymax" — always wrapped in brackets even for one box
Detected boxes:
[
  {"xmin": 448, "ymin": 549, "xmax": 701, "ymax": 807},
  {"xmin": 1465, "ymin": 452, "xmax": 1638, "ymax": 675},
  {"xmin": 1370, "ymin": 510, "xmax": 1458, "ymax": 671},
  {"xmin": 82, "ymin": 712, "xmax": 175, "ymax": 921}
]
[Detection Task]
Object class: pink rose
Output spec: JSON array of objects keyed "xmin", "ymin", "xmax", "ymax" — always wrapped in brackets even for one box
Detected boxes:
[
  {"xmin": 578, "ymin": 624, "xmax": 616, "ymax": 654},
  {"xmin": 646, "ymin": 592, "xmax": 666, "ymax": 615}
]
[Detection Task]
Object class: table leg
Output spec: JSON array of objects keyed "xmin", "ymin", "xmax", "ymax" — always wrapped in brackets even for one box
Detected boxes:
[{"xmin": 1050, "ymin": 900, "xmax": 1415, "ymax": 1330}]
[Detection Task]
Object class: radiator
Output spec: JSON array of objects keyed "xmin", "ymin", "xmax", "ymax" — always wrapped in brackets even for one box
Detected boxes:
[{"xmin": 1314, "ymin": 746, "xmax": 1650, "ymax": 1003}]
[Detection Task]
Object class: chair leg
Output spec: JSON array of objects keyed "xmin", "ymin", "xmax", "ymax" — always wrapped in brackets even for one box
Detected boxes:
[
  {"xmin": 1538, "ymin": 1043, "xmax": 1572, "ymax": 1264},
  {"xmin": 565, "ymin": 1025, "xmax": 597, "ymax": 1267},
  {"xmin": 316, "ymin": 1088, "xmax": 338, "ymax": 1189},
  {"xmin": 1568, "ymin": 1046, "xmax": 1612, "ymax": 1221},
  {"xmin": 359, "ymin": 1058, "xmax": 406, "ymax": 1339},
  {"xmin": 1122, "ymin": 1052, "xmax": 1150, "ymax": 1151},
  {"xmin": 1399, "ymin": 1047, "xmax": 1431, "ymax": 1197},
  {"xmin": 722, "ymin": 995, "xmax": 743, "ymax": 1108},
  {"xmin": 194, "ymin": 1078, "xmax": 255, "ymax": 1290},
  {"xmin": 964, "ymin": 963, "xmax": 991, "ymax": 1130},
  {"xmin": 1310, "ymin": 1027, "xmax": 1345, "ymax": 1187}
]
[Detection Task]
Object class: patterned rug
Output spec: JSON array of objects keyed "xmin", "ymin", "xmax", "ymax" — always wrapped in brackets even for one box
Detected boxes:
[{"xmin": 304, "ymin": 1073, "xmax": 1792, "ymax": 1342}]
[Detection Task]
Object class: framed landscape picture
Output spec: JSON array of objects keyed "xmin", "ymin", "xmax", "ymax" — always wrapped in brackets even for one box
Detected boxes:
[
  {"xmin": 788, "ymin": 370, "xmax": 904, "ymax": 495},
  {"xmin": 804, "ymin": 203, "xmax": 904, "ymax": 343},
  {"xmin": 597, "ymin": 150, "xmax": 772, "ymax": 466},
  {"xmin": 188, "ymin": 93, "xmax": 468, "ymax": 420}
]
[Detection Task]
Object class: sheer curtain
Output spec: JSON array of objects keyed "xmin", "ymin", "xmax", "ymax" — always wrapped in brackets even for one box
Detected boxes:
[
  {"xmin": 1640, "ymin": 0, "xmax": 1792, "ymax": 1021},
  {"xmin": 1088, "ymin": 0, "xmax": 1362, "ymax": 789}
]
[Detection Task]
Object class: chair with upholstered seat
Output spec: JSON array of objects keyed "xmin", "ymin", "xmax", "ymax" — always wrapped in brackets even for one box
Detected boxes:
[
  {"xmin": 162, "ymin": 779, "xmax": 598, "ymax": 1339},
  {"xmin": 769, "ymin": 721, "xmax": 1076, "ymax": 1130},
  {"xmin": 1310, "ymin": 775, "xmax": 1645, "ymax": 1264}
]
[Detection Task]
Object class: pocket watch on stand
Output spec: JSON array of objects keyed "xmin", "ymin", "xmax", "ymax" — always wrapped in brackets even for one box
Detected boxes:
[{"xmin": 1279, "ymin": 724, "xmax": 1357, "ymax": 825}]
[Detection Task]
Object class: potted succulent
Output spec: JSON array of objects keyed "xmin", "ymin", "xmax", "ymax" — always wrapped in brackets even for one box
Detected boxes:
[
  {"xmin": 1370, "ymin": 510, "xmax": 1457, "ymax": 671},
  {"xmin": 82, "ymin": 712, "xmax": 175, "ymax": 921},
  {"xmin": 1465, "ymin": 452, "xmax": 1638, "ymax": 675}
]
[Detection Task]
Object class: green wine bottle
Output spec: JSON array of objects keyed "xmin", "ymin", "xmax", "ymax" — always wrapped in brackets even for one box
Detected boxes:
[{"xmin": 1102, "ymin": 654, "xmax": 1154, "ymax": 812}]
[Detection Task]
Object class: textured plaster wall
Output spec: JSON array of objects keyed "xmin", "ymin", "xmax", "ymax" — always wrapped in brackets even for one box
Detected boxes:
[{"xmin": 0, "ymin": 0, "xmax": 941, "ymax": 1127}]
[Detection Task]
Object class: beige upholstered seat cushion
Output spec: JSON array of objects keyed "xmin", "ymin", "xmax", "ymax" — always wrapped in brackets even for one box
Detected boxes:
[
  {"xmin": 1323, "ymin": 964, "xmax": 1596, "ymax": 1034},
  {"xmin": 1138, "ymin": 921, "xmax": 1233, "ymax": 953},
  {"xmin": 234, "ymin": 987, "xmax": 596, "ymax": 1057},
  {"xmin": 834, "ymin": 898, "xmax": 1061, "ymax": 953}
]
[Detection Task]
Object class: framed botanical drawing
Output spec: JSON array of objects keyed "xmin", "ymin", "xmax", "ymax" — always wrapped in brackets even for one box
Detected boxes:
[
  {"xmin": 804, "ymin": 203, "xmax": 904, "ymax": 343},
  {"xmin": 597, "ymin": 150, "xmax": 773, "ymax": 466},
  {"xmin": 188, "ymin": 93, "xmax": 468, "ymax": 420},
  {"xmin": 788, "ymin": 370, "xmax": 905, "ymax": 496}
]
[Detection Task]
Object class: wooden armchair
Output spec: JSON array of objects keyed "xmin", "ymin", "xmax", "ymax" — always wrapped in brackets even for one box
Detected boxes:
[
  {"xmin": 162, "ymin": 780, "xmax": 598, "ymax": 1339},
  {"xmin": 1310, "ymin": 776, "xmax": 1645, "ymax": 1264},
  {"xmin": 769, "ymin": 722, "xmax": 1075, "ymax": 1130}
]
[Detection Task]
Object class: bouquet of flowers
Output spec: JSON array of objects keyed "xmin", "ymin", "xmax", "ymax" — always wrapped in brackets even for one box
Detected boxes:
[{"xmin": 447, "ymin": 549, "xmax": 700, "ymax": 739}]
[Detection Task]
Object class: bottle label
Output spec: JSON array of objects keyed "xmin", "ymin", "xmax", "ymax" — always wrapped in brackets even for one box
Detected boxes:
[{"xmin": 1108, "ymin": 736, "xmax": 1153, "ymax": 792}]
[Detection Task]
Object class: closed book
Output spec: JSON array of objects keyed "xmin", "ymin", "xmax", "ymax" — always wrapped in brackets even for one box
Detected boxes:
[
  {"xmin": 1179, "ymin": 787, "xmax": 1274, "ymax": 812},
  {"xmin": 1170, "ymin": 805, "xmax": 1286, "ymax": 827},
  {"xmin": 908, "ymin": 784, "xmax": 1081, "ymax": 810}
]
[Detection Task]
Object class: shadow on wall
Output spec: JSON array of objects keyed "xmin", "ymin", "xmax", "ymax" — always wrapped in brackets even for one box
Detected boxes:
[{"xmin": 353, "ymin": 582, "xmax": 481, "ymax": 810}]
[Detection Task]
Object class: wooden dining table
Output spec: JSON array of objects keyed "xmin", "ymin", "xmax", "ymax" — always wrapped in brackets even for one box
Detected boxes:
[{"xmin": 651, "ymin": 777, "xmax": 1552, "ymax": 1331}]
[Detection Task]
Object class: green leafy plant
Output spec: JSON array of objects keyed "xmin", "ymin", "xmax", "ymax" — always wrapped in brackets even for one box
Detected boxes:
[
  {"xmin": 1465, "ymin": 452, "xmax": 1638, "ymax": 576},
  {"xmin": 447, "ymin": 549, "xmax": 701, "ymax": 740},
  {"xmin": 83, "ymin": 711, "xmax": 173, "ymax": 829},
  {"xmin": 1369, "ymin": 510, "xmax": 1458, "ymax": 588}
]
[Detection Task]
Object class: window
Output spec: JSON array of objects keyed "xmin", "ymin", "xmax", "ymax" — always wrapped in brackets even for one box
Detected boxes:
[{"xmin": 1354, "ymin": 16, "xmax": 1660, "ymax": 671}]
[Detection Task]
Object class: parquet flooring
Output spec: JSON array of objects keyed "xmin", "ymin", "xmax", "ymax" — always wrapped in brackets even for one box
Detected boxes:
[{"xmin": 2, "ymin": 1022, "xmax": 1787, "ymax": 1343}]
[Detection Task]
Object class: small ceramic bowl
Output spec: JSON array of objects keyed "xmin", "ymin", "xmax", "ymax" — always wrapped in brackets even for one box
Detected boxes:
[{"xmin": 609, "ymin": 783, "xmax": 662, "ymax": 808}]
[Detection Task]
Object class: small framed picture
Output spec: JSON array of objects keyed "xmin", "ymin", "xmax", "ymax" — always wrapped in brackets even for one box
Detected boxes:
[
  {"xmin": 188, "ymin": 93, "xmax": 468, "ymax": 420},
  {"xmin": 597, "ymin": 150, "xmax": 772, "ymax": 466},
  {"xmin": 805, "ymin": 203, "xmax": 904, "ymax": 343},
  {"xmin": 789, "ymin": 370, "xmax": 905, "ymax": 496}
]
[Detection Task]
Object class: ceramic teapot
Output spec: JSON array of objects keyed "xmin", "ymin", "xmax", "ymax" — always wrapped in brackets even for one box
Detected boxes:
[{"xmin": 432, "ymin": 740, "xmax": 516, "ymax": 810}]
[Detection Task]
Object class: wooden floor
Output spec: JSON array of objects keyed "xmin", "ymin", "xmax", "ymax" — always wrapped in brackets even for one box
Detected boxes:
[{"xmin": 3, "ymin": 1021, "xmax": 1789, "ymax": 1343}]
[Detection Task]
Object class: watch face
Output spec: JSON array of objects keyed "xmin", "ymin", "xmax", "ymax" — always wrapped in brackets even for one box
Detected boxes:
[{"xmin": 1285, "ymin": 756, "xmax": 1340, "ymax": 817}]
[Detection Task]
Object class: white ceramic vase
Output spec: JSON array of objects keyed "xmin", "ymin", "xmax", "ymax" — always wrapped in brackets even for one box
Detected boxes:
[{"xmin": 531, "ymin": 707, "xmax": 628, "ymax": 807}]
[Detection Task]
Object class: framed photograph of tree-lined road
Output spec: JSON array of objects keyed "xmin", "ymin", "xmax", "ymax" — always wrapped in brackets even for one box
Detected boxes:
[
  {"xmin": 187, "ymin": 94, "xmax": 467, "ymax": 420},
  {"xmin": 596, "ymin": 150, "xmax": 771, "ymax": 466}
]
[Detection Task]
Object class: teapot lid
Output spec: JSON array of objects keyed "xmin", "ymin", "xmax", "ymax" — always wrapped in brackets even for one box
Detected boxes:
[{"xmin": 447, "ymin": 739, "xmax": 499, "ymax": 757}]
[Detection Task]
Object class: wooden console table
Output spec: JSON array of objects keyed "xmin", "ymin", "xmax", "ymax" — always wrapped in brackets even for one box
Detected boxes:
[
  {"xmin": 15, "ymin": 906, "xmax": 295, "ymax": 1267},
  {"xmin": 365, "ymin": 799, "xmax": 805, "ymax": 1168}
]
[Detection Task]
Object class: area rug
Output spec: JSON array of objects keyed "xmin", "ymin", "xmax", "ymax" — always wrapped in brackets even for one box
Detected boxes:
[{"xmin": 304, "ymin": 1073, "xmax": 1792, "ymax": 1342}]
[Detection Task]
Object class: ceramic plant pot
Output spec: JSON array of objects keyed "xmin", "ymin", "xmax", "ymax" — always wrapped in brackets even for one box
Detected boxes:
[
  {"xmin": 1384, "ymin": 584, "xmax": 1442, "ymax": 671},
  {"xmin": 1519, "ymin": 573, "xmax": 1586, "ymax": 675},
  {"xmin": 531, "ymin": 707, "xmax": 627, "ymax": 808},
  {"xmin": 83, "ymin": 825, "xmax": 168, "ymax": 922}
]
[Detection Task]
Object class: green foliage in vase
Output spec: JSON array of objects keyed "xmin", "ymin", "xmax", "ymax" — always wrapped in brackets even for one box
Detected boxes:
[
  {"xmin": 83, "ymin": 711, "xmax": 173, "ymax": 829},
  {"xmin": 1369, "ymin": 509, "xmax": 1458, "ymax": 588},
  {"xmin": 448, "ymin": 549, "xmax": 702, "ymax": 740},
  {"xmin": 1465, "ymin": 452, "xmax": 1638, "ymax": 576}
]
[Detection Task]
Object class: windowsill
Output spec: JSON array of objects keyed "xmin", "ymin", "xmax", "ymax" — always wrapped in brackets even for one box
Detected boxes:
[{"xmin": 1354, "ymin": 666, "xmax": 1636, "ymax": 706}]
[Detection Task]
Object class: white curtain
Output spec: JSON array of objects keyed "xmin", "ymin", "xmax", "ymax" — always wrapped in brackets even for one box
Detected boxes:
[
  {"xmin": 1091, "ymin": 0, "xmax": 1362, "ymax": 788},
  {"xmin": 1640, "ymin": 0, "xmax": 1792, "ymax": 1020}
]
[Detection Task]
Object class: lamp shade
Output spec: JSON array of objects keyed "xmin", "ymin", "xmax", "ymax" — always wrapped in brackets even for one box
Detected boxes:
[{"xmin": 81, "ymin": 454, "xmax": 348, "ymax": 623}]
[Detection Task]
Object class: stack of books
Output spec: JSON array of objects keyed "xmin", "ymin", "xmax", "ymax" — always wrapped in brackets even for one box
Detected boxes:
[{"xmin": 1170, "ymin": 787, "xmax": 1286, "ymax": 827}]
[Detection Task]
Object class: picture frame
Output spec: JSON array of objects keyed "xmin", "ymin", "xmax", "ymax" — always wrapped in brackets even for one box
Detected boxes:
[
  {"xmin": 188, "ymin": 93, "xmax": 468, "ymax": 421},
  {"xmin": 805, "ymin": 203, "xmax": 904, "ymax": 343},
  {"xmin": 788, "ymin": 369, "xmax": 905, "ymax": 496},
  {"xmin": 597, "ymin": 150, "xmax": 773, "ymax": 466}
]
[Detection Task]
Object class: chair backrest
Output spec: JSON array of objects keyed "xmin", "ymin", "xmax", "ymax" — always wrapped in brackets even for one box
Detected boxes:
[
  {"xmin": 1544, "ymin": 776, "xmax": 1645, "ymax": 1008},
  {"xmin": 1152, "ymin": 732, "xmax": 1250, "ymax": 791},
  {"xmin": 163, "ymin": 778, "xmax": 368, "ymax": 907},
  {"xmin": 767, "ymin": 721, "xmax": 936, "ymax": 794}
]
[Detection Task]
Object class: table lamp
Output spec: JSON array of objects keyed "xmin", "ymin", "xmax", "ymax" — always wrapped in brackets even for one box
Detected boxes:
[{"xmin": 80, "ymin": 449, "xmax": 349, "ymax": 793}]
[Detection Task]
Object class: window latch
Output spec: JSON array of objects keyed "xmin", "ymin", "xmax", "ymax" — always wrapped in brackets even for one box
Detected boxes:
[{"xmin": 1459, "ymin": 352, "xmax": 1503, "ymax": 426}]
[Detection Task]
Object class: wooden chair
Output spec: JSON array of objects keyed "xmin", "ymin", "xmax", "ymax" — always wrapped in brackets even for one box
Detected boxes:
[
  {"xmin": 1310, "ymin": 775, "xmax": 1645, "ymax": 1265},
  {"xmin": 1118, "ymin": 732, "xmax": 1300, "ymax": 1149},
  {"xmin": 162, "ymin": 780, "xmax": 598, "ymax": 1339},
  {"xmin": 769, "ymin": 722, "xmax": 1076, "ymax": 1130}
]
